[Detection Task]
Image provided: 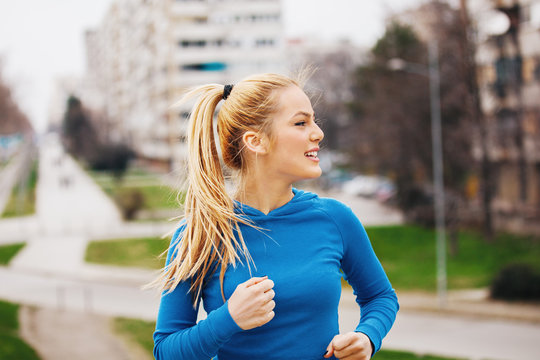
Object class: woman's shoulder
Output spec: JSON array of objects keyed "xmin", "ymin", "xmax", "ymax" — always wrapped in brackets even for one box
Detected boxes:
[{"xmin": 311, "ymin": 193, "xmax": 354, "ymax": 215}]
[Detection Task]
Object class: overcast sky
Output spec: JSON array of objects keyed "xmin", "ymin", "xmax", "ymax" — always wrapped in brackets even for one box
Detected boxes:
[{"xmin": 0, "ymin": 0, "xmax": 429, "ymax": 132}]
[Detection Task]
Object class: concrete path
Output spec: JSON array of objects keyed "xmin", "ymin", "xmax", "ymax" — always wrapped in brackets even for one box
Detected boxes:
[
  {"xmin": 384, "ymin": 311, "xmax": 540, "ymax": 360},
  {"xmin": 323, "ymin": 189, "xmax": 404, "ymax": 226},
  {"xmin": 7, "ymin": 136, "xmax": 176, "ymax": 275},
  {"xmin": 20, "ymin": 306, "xmax": 148, "ymax": 360}
]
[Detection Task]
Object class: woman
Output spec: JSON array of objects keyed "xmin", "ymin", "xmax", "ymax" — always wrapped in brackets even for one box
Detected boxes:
[{"xmin": 152, "ymin": 73, "xmax": 399, "ymax": 360}]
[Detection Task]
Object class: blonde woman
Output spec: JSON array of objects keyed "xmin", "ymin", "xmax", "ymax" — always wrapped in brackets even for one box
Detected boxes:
[{"xmin": 152, "ymin": 73, "xmax": 399, "ymax": 360}]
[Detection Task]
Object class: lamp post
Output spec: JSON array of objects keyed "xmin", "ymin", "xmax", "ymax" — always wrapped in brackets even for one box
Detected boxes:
[{"xmin": 388, "ymin": 39, "xmax": 447, "ymax": 308}]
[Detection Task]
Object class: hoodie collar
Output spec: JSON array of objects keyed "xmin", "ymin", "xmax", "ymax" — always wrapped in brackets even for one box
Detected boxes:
[{"xmin": 234, "ymin": 188, "xmax": 317, "ymax": 219}]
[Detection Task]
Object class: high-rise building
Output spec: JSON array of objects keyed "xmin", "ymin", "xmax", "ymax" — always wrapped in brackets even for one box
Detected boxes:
[
  {"xmin": 86, "ymin": 0, "xmax": 285, "ymax": 169},
  {"xmin": 473, "ymin": 0, "xmax": 540, "ymax": 229}
]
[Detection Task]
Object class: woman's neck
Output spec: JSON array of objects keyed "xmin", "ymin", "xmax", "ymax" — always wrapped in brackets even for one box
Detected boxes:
[{"xmin": 236, "ymin": 177, "xmax": 294, "ymax": 215}]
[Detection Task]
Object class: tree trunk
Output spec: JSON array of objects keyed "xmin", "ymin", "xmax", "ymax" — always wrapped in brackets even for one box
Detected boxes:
[{"xmin": 459, "ymin": 0, "xmax": 494, "ymax": 242}]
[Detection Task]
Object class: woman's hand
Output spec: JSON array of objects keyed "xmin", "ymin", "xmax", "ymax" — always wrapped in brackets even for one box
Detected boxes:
[
  {"xmin": 324, "ymin": 332, "xmax": 372, "ymax": 360},
  {"xmin": 227, "ymin": 276, "xmax": 276, "ymax": 330}
]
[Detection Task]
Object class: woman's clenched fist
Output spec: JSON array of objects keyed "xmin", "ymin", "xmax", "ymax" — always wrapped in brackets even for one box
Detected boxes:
[{"xmin": 228, "ymin": 276, "xmax": 276, "ymax": 330}]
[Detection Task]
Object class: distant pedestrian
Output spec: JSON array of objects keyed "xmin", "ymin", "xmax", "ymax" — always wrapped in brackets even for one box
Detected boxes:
[{"xmin": 150, "ymin": 73, "xmax": 399, "ymax": 360}]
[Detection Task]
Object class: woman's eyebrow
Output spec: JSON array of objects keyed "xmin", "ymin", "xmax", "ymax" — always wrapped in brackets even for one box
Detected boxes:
[{"xmin": 291, "ymin": 111, "xmax": 315, "ymax": 119}]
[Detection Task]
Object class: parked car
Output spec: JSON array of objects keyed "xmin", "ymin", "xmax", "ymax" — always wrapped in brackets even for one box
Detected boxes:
[
  {"xmin": 341, "ymin": 175, "xmax": 395, "ymax": 202},
  {"xmin": 319, "ymin": 169, "xmax": 354, "ymax": 191}
]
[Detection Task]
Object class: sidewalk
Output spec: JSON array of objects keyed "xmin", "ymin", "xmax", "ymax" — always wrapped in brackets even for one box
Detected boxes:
[{"xmin": 6, "ymin": 137, "xmax": 177, "ymax": 274}]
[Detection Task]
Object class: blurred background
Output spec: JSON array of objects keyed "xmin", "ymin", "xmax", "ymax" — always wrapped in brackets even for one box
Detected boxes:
[{"xmin": 1, "ymin": 0, "xmax": 540, "ymax": 359}]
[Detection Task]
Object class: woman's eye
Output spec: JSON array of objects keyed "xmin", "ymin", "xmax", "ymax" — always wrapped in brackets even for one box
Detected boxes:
[{"xmin": 295, "ymin": 121, "xmax": 306, "ymax": 126}]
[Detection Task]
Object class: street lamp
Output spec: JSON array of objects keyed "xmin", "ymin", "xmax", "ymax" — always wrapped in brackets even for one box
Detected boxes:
[{"xmin": 388, "ymin": 40, "xmax": 447, "ymax": 308}]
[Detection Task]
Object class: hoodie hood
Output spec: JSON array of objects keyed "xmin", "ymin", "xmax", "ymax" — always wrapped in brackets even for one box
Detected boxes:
[{"xmin": 234, "ymin": 188, "xmax": 318, "ymax": 219}]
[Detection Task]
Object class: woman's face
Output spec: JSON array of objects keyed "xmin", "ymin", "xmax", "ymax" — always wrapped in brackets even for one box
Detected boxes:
[{"xmin": 264, "ymin": 85, "xmax": 324, "ymax": 183}]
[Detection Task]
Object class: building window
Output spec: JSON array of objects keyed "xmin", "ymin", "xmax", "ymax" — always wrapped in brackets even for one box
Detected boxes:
[
  {"xmin": 495, "ymin": 108, "xmax": 518, "ymax": 145},
  {"xmin": 179, "ymin": 39, "xmax": 207, "ymax": 48},
  {"xmin": 211, "ymin": 39, "xmax": 224, "ymax": 47},
  {"xmin": 534, "ymin": 58, "xmax": 540, "ymax": 81},
  {"xmin": 254, "ymin": 38, "xmax": 275, "ymax": 47},
  {"xmin": 523, "ymin": 57, "xmax": 535, "ymax": 83},
  {"xmin": 493, "ymin": 56, "xmax": 522, "ymax": 97},
  {"xmin": 181, "ymin": 62, "xmax": 227, "ymax": 71}
]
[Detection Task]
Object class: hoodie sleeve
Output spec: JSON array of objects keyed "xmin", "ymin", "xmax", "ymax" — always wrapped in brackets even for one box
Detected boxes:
[
  {"xmin": 153, "ymin": 226, "xmax": 244, "ymax": 360},
  {"xmin": 332, "ymin": 202, "xmax": 399, "ymax": 355}
]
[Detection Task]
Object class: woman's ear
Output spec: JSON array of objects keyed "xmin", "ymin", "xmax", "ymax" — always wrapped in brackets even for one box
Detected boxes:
[{"xmin": 242, "ymin": 131, "xmax": 268, "ymax": 155}]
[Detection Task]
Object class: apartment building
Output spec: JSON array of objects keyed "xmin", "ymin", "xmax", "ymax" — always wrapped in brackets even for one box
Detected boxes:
[
  {"xmin": 474, "ymin": 0, "xmax": 540, "ymax": 228},
  {"xmin": 86, "ymin": 0, "xmax": 284, "ymax": 169}
]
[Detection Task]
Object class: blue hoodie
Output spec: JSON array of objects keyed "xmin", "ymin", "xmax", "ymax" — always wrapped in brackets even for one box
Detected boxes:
[{"xmin": 154, "ymin": 189, "xmax": 399, "ymax": 360}]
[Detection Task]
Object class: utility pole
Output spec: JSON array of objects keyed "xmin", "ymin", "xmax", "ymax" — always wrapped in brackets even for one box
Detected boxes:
[{"xmin": 388, "ymin": 40, "xmax": 448, "ymax": 308}]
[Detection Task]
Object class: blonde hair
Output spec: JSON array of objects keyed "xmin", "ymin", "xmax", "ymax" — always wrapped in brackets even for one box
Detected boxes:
[{"xmin": 152, "ymin": 73, "xmax": 302, "ymax": 303}]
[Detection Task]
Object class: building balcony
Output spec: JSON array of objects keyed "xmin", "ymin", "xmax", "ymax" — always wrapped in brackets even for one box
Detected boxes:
[
  {"xmin": 173, "ymin": 47, "xmax": 282, "ymax": 64},
  {"xmin": 170, "ymin": 1, "xmax": 210, "ymax": 17},
  {"xmin": 170, "ymin": 0, "xmax": 280, "ymax": 17},
  {"xmin": 172, "ymin": 22, "xmax": 281, "ymax": 40}
]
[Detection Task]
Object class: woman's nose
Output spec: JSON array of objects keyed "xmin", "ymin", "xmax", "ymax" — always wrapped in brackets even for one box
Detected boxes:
[{"xmin": 310, "ymin": 123, "xmax": 324, "ymax": 142}]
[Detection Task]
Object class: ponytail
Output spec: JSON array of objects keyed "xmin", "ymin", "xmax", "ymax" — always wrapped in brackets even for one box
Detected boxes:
[{"xmin": 151, "ymin": 84, "xmax": 253, "ymax": 303}]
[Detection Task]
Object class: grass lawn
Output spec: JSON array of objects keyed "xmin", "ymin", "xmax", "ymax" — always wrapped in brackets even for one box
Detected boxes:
[
  {"xmin": 0, "ymin": 243, "xmax": 25, "ymax": 265},
  {"xmin": 367, "ymin": 225, "xmax": 540, "ymax": 291},
  {"xmin": 374, "ymin": 350, "xmax": 465, "ymax": 359},
  {"xmin": 113, "ymin": 318, "xmax": 464, "ymax": 360},
  {"xmin": 85, "ymin": 237, "xmax": 170, "ymax": 269},
  {"xmin": 1, "ymin": 160, "xmax": 38, "ymax": 218},
  {"xmin": 89, "ymin": 168, "xmax": 183, "ymax": 220},
  {"xmin": 0, "ymin": 300, "xmax": 40, "ymax": 360},
  {"xmin": 113, "ymin": 318, "xmax": 155, "ymax": 355}
]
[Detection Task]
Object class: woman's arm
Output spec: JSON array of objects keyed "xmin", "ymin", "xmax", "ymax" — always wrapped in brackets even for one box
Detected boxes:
[
  {"xmin": 153, "ymin": 280, "xmax": 243, "ymax": 360},
  {"xmin": 153, "ymin": 228, "xmax": 276, "ymax": 360},
  {"xmin": 153, "ymin": 227, "xmax": 243, "ymax": 360},
  {"xmin": 335, "ymin": 204, "xmax": 400, "ymax": 356}
]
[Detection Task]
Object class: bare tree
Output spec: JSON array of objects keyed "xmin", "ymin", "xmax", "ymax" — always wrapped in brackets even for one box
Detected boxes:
[
  {"xmin": 348, "ymin": 5, "xmax": 477, "ymax": 236},
  {"xmin": 0, "ymin": 65, "xmax": 33, "ymax": 135}
]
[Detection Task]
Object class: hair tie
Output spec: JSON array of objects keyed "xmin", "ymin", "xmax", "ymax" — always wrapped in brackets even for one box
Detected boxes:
[{"xmin": 223, "ymin": 84, "xmax": 234, "ymax": 100}]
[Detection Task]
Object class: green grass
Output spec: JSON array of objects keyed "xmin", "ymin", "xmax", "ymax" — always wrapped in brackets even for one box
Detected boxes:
[
  {"xmin": 0, "ymin": 300, "xmax": 40, "ymax": 360},
  {"xmin": 0, "ymin": 243, "xmax": 25, "ymax": 265},
  {"xmin": 89, "ymin": 168, "xmax": 183, "ymax": 218},
  {"xmin": 131, "ymin": 185, "xmax": 182, "ymax": 210},
  {"xmin": 100, "ymin": 183, "xmax": 181, "ymax": 211},
  {"xmin": 2, "ymin": 160, "xmax": 38, "ymax": 218},
  {"xmin": 0, "ymin": 300, "xmax": 19, "ymax": 330},
  {"xmin": 85, "ymin": 237, "xmax": 170, "ymax": 269},
  {"xmin": 112, "ymin": 318, "xmax": 464, "ymax": 360},
  {"xmin": 367, "ymin": 225, "xmax": 540, "ymax": 291},
  {"xmin": 374, "ymin": 350, "xmax": 465, "ymax": 359},
  {"xmin": 113, "ymin": 318, "xmax": 155, "ymax": 355}
]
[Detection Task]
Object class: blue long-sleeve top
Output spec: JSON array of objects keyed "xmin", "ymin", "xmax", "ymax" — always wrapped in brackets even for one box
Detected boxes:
[{"xmin": 154, "ymin": 189, "xmax": 399, "ymax": 360}]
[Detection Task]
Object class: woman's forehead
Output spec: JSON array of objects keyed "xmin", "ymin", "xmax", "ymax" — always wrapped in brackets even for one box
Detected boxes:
[{"xmin": 275, "ymin": 86, "xmax": 313, "ymax": 118}]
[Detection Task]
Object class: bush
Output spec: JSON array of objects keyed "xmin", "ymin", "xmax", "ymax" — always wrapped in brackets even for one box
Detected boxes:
[
  {"xmin": 115, "ymin": 189, "xmax": 145, "ymax": 220},
  {"xmin": 490, "ymin": 263, "xmax": 540, "ymax": 301},
  {"xmin": 89, "ymin": 143, "xmax": 135, "ymax": 180}
]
